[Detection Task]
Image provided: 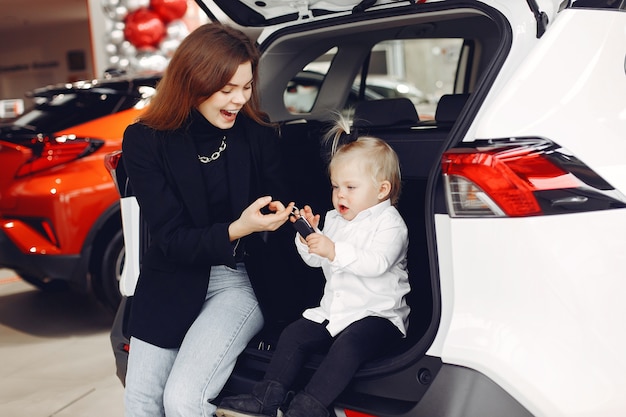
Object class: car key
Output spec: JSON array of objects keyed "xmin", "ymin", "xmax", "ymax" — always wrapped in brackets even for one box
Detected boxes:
[{"xmin": 290, "ymin": 207, "xmax": 315, "ymax": 238}]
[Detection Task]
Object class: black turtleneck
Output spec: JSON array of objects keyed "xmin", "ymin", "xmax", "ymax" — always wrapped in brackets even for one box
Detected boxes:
[{"xmin": 188, "ymin": 109, "xmax": 232, "ymax": 224}]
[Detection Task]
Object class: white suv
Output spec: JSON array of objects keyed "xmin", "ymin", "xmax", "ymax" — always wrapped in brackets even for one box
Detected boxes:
[{"xmin": 108, "ymin": 1, "xmax": 626, "ymax": 416}]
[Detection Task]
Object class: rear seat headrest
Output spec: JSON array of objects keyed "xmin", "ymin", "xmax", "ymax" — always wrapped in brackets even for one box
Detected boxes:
[
  {"xmin": 353, "ymin": 97, "xmax": 419, "ymax": 128},
  {"xmin": 435, "ymin": 93, "xmax": 470, "ymax": 123}
]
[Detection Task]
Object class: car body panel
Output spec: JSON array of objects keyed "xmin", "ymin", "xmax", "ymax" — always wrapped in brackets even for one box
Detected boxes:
[
  {"xmin": 203, "ymin": 0, "xmax": 563, "ymax": 28},
  {"xmin": 432, "ymin": 209, "xmax": 626, "ymax": 416},
  {"xmin": 0, "ymin": 142, "xmax": 32, "ymax": 208},
  {"xmin": 428, "ymin": 6, "xmax": 626, "ymax": 417},
  {"xmin": 56, "ymin": 106, "xmax": 146, "ymax": 142},
  {"xmin": 200, "ymin": 0, "xmax": 564, "ymax": 41},
  {"xmin": 474, "ymin": 8, "xmax": 626, "ymax": 193}
]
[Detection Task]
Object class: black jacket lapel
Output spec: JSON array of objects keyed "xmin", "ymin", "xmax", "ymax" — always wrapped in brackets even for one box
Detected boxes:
[{"xmin": 164, "ymin": 130, "xmax": 211, "ymax": 226}]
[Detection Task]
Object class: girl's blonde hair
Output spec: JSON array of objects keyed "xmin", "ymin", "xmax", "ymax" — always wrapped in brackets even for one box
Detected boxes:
[{"xmin": 324, "ymin": 113, "xmax": 402, "ymax": 205}]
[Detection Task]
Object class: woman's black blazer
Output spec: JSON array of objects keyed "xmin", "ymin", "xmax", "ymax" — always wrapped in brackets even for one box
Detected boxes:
[{"xmin": 122, "ymin": 114, "xmax": 286, "ymax": 348}]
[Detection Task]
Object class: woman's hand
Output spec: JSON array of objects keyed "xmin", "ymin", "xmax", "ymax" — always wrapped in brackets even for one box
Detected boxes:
[{"xmin": 229, "ymin": 196, "xmax": 295, "ymax": 240}]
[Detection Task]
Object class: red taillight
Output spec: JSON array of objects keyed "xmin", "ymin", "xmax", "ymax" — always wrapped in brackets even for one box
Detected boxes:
[
  {"xmin": 16, "ymin": 135, "xmax": 104, "ymax": 178},
  {"xmin": 104, "ymin": 150, "xmax": 122, "ymax": 172},
  {"xmin": 344, "ymin": 410, "xmax": 378, "ymax": 417},
  {"xmin": 104, "ymin": 150, "xmax": 123, "ymax": 193},
  {"xmin": 442, "ymin": 139, "xmax": 625, "ymax": 217}
]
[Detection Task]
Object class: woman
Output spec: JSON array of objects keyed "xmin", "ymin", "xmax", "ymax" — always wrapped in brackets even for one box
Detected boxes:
[{"xmin": 121, "ymin": 23, "xmax": 294, "ymax": 417}]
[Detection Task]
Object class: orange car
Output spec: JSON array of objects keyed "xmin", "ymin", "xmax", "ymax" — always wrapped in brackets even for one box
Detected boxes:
[{"xmin": 0, "ymin": 73, "xmax": 158, "ymax": 310}]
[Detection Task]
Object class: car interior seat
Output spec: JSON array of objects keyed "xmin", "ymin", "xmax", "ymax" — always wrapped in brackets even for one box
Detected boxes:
[
  {"xmin": 434, "ymin": 93, "xmax": 470, "ymax": 125},
  {"xmin": 353, "ymin": 97, "xmax": 420, "ymax": 129}
]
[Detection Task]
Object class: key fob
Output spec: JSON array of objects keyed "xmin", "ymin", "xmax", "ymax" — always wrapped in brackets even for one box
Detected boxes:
[
  {"xmin": 290, "ymin": 206, "xmax": 315, "ymax": 238},
  {"xmin": 293, "ymin": 216, "xmax": 315, "ymax": 238}
]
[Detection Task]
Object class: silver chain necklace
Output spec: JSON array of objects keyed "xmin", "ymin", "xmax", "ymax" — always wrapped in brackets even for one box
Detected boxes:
[{"xmin": 198, "ymin": 136, "xmax": 227, "ymax": 164}]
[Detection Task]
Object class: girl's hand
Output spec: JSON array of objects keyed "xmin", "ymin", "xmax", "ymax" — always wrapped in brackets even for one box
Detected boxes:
[
  {"xmin": 291, "ymin": 205, "xmax": 334, "ymax": 259},
  {"xmin": 290, "ymin": 205, "xmax": 321, "ymax": 243},
  {"xmin": 229, "ymin": 196, "xmax": 295, "ymax": 240},
  {"xmin": 299, "ymin": 205, "xmax": 321, "ymax": 229},
  {"xmin": 305, "ymin": 233, "xmax": 335, "ymax": 261}
]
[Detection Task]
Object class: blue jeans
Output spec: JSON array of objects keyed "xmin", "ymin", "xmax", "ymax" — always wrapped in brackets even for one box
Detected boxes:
[{"xmin": 124, "ymin": 264, "xmax": 264, "ymax": 417}]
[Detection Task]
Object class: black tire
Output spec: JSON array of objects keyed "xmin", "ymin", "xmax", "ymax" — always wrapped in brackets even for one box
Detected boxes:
[{"xmin": 94, "ymin": 229, "xmax": 124, "ymax": 312}]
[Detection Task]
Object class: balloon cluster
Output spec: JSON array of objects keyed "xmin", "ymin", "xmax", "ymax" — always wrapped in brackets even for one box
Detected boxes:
[{"xmin": 102, "ymin": 0, "xmax": 189, "ymax": 73}]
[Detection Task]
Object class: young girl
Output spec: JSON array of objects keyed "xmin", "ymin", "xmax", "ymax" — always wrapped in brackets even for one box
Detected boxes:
[{"xmin": 217, "ymin": 117, "xmax": 410, "ymax": 417}]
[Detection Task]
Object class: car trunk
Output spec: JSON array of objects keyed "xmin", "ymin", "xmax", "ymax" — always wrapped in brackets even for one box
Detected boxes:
[{"xmin": 201, "ymin": 1, "xmax": 514, "ymax": 413}]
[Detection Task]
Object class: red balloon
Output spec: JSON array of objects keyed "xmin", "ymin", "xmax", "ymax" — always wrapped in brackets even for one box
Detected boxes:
[
  {"xmin": 150, "ymin": 0, "xmax": 188, "ymax": 23},
  {"xmin": 124, "ymin": 9, "xmax": 166, "ymax": 48}
]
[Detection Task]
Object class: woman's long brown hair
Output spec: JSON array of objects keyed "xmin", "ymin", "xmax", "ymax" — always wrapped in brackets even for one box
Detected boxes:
[{"xmin": 139, "ymin": 23, "xmax": 268, "ymax": 131}]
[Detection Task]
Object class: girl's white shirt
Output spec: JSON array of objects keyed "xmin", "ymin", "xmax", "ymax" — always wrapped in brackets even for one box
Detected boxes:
[{"xmin": 295, "ymin": 199, "xmax": 411, "ymax": 337}]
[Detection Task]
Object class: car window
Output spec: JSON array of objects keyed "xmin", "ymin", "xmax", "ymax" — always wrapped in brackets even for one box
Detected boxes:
[
  {"xmin": 357, "ymin": 38, "xmax": 464, "ymax": 119},
  {"xmin": 283, "ymin": 48, "xmax": 336, "ymax": 114},
  {"xmin": 283, "ymin": 38, "xmax": 464, "ymax": 118},
  {"xmin": 283, "ymin": 72, "xmax": 324, "ymax": 114},
  {"xmin": 283, "ymin": 47, "xmax": 388, "ymax": 114}
]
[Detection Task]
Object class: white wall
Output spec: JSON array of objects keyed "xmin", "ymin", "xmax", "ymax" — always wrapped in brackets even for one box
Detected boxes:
[{"xmin": 87, "ymin": 0, "xmax": 108, "ymax": 80}]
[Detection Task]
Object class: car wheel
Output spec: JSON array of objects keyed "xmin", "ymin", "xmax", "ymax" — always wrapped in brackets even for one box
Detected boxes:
[{"xmin": 93, "ymin": 229, "xmax": 124, "ymax": 312}]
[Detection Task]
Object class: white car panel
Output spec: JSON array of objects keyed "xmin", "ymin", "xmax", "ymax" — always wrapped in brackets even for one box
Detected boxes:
[{"xmin": 434, "ymin": 210, "xmax": 626, "ymax": 417}]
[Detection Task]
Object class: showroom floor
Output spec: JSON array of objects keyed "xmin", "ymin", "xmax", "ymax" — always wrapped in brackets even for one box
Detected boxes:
[{"xmin": 0, "ymin": 269, "xmax": 125, "ymax": 416}]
